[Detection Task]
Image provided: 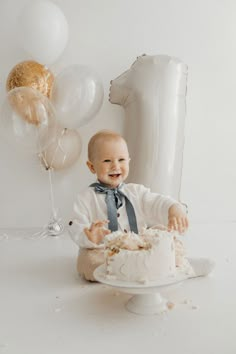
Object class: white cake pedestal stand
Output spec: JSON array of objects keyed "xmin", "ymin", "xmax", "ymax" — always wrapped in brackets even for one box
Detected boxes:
[
  {"xmin": 125, "ymin": 292, "xmax": 167, "ymax": 315},
  {"xmin": 94, "ymin": 265, "xmax": 189, "ymax": 316}
]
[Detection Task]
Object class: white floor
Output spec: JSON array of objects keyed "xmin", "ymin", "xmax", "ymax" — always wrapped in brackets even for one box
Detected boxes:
[{"xmin": 0, "ymin": 223, "xmax": 235, "ymax": 354}]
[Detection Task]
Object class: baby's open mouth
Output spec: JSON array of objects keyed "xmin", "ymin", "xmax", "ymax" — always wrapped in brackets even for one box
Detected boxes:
[{"xmin": 109, "ymin": 173, "xmax": 121, "ymax": 178}]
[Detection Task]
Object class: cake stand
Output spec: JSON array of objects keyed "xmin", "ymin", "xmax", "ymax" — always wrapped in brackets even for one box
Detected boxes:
[{"xmin": 94, "ymin": 265, "xmax": 190, "ymax": 315}]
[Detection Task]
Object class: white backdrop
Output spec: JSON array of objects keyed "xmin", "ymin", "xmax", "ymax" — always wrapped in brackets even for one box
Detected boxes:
[{"xmin": 0, "ymin": 0, "xmax": 235, "ymax": 228}]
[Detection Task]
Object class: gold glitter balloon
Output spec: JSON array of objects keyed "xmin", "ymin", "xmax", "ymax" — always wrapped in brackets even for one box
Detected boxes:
[{"xmin": 6, "ymin": 60, "xmax": 54, "ymax": 98}]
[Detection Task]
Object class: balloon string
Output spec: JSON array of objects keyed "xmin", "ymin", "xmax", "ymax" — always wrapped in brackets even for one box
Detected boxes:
[
  {"xmin": 36, "ymin": 125, "xmax": 49, "ymax": 168},
  {"xmin": 36, "ymin": 127, "xmax": 62, "ymax": 218},
  {"xmin": 37, "ymin": 127, "xmax": 67, "ymax": 170},
  {"xmin": 47, "ymin": 128, "xmax": 67, "ymax": 168},
  {"xmin": 48, "ymin": 168, "xmax": 56, "ymax": 219},
  {"xmin": 33, "ymin": 127, "xmax": 64, "ymax": 237},
  {"xmin": 57, "ymin": 132, "xmax": 67, "ymax": 166}
]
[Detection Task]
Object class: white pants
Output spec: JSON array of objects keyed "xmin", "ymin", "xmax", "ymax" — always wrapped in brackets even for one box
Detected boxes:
[{"xmin": 77, "ymin": 249, "xmax": 105, "ymax": 281}]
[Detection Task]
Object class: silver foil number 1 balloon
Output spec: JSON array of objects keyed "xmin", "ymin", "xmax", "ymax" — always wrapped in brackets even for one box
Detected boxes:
[{"xmin": 109, "ymin": 54, "xmax": 188, "ymax": 200}]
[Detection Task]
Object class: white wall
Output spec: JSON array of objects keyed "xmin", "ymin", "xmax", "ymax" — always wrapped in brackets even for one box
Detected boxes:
[{"xmin": 0, "ymin": 0, "xmax": 235, "ymax": 228}]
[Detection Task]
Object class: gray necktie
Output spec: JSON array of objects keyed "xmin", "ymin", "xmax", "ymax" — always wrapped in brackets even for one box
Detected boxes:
[{"xmin": 90, "ymin": 182, "xmax": 138, "ymax": 233}]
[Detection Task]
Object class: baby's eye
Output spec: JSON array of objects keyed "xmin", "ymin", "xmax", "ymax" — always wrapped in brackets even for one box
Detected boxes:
[
  {"xmin": 119, "ymin": 158, "xmax": 126, "ymax": 162},
  {"xmin": 103, "ymin": 159, "xmax": 111, "ymax": 163}
]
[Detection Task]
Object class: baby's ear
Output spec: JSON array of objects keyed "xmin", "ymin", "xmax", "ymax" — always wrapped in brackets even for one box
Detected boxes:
[{"xmin": 87, "ymin": 160, "xmax": 96, "ymax": 174}]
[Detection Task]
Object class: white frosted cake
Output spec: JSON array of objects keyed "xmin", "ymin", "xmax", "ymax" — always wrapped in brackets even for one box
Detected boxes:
[{"xmin": 103, "ymin": 228, "xmax": 190, "ymax": 283}]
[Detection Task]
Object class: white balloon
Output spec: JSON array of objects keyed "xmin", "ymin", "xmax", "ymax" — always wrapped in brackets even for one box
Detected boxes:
[
  {"xmin": 109, "ymin": 55, "xmax": 188, "ymax": 200},
  {"xmin": 51, "ymin": 65, "xmax": 104, "ymax": 129},
  {"xmin": 17, "ymin": 1, "xmax": 69, "ymax": 65}
]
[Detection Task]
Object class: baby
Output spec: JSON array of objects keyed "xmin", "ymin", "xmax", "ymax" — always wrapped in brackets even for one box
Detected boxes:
[{"xmin": 68, "ymin": 130, "xmax": 214, "ymax": 281}]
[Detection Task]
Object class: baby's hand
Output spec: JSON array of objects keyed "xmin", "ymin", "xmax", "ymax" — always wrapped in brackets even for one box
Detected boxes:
[
  {"xmin": 84, "ymin": 219, "xmax": 111, "ymax": 244},
  {"xmin": 168, "ymin": 204, "xmax": 189, "ymax": 234}
]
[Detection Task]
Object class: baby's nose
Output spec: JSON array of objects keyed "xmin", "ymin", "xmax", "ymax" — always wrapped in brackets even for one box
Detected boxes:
[{"xmin": 111, "ymin": 160, "xmax": 119, "ymax": 168}]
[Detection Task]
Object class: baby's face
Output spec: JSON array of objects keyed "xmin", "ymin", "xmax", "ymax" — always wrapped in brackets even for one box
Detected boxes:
[{"xmin": 87, "ymin": 138, "xmax": 130, "ymax": 188}]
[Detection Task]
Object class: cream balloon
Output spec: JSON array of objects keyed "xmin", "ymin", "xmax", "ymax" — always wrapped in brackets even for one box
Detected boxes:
[
  {"xmin": 17, "ymin": 1, "xmax": 69, "ymax": 65},
  {"xmin": 40, "ymin": 126, "xmax": 82, "ymax": 170},
  {"xmin": 109, "ymin": 54, "xmax": 188, "ymax": 200}
]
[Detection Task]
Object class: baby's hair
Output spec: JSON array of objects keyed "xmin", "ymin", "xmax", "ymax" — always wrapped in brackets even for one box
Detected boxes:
[{"xmin": 88, "ymin": 130, "xmax": 126, "ymax": 161}]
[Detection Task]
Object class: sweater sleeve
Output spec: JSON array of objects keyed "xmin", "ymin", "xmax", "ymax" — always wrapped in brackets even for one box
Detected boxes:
[
  {"xmin": 67, "ymin": 193, "xmax": 104, "ymax": 249},
  {"xmin": 138, "ymin": 184, "xmax": 181, "ymax": 227}
]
